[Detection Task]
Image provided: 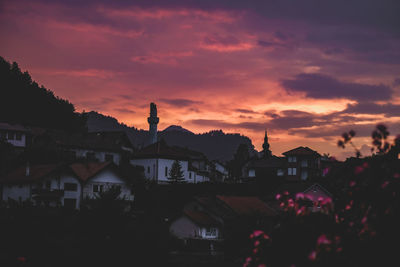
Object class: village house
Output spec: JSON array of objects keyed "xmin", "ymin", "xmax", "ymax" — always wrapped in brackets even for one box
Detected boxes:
[
  {"xmin": 130, "ymin": 140, "xmax": 211, "ymax": 184},
  {"xmin": 283, "ymin": 146, "xmax": 321, "ymax": 181},
  {"xmin": 31, "ymin": 129, "xmax": 134, "ymax": 165},
  {"xmin": 0, "ymin": 161, "xmax": 134, "ymax": 209},
  {"xmin": 0, "ymin": 122, "xmax": 30, "ymax": 150},
  {"xmin": 169, "ymin": 195, "xmax": 277, "ymax": 254}
]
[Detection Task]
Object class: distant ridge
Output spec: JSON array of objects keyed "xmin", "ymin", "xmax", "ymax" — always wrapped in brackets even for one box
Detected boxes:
[
  {"xmin": 86, "ymin": 111, "xmax": 256, "ymax": 162},
  {"xmin": 162, "ymin": 125, "xmax": 193, "ymax": 134}
]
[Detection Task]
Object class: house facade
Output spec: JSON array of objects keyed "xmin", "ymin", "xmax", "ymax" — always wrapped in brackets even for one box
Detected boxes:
[
  {"xmin": 283, "ymin": 146, "xmax": 321, "ymax": 181},
  {"xmin": 131, "ymin": 141, "xmax": 210, "ymax": 184},
  {"xmin": 0, "ymin": 162, "xmax": 134, "ymax": 209},
  {"xmin": 0, "ymin": 122, "xmax": 30, "ymax": 149}
]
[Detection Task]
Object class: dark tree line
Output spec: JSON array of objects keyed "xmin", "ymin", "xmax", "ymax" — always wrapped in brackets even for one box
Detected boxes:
[{"xmin": 0, "ymin": 56, "xmax": 86, "ymax": 131}]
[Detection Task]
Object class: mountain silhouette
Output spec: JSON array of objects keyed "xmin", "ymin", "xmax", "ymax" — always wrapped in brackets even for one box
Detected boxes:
[{"xmin": 86, "ymin": 111, "xmax": 256, "ymax": 162}]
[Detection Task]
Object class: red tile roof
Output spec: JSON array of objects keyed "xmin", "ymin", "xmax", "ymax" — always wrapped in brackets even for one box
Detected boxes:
[
  {"xmin": 69, "ymin": 161, "xmax": 112, "ymax": 181},
  {"xmin": 0, "ymin": 164, "xmax": 62, "ymax": 184},
  {"xmin": 216, "ymin": 195, "xmax": 277, "ymax": 217},
  {"xmin": 184, "ymin": 210, "xmax": 220, "ymax": 226},
  {"xmin": 283, "ymin": 146, "xmax": 321, "ymax": 157}
]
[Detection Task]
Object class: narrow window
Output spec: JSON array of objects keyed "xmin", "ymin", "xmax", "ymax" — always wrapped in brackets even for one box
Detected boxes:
[{"xmin": 165, "ymin": 166, "xmax": 168, "ymax": 177}]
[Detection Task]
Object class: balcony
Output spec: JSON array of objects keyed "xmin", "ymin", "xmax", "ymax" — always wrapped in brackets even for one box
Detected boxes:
[{"xmin": 32, "ymin": 188, "xmax": 64, "ymax": 200}]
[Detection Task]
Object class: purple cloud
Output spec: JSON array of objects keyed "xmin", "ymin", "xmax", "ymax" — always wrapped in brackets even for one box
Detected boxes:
[{"xmin": 281, "ymin": 73, "xmax": 393, "ymax": 101}]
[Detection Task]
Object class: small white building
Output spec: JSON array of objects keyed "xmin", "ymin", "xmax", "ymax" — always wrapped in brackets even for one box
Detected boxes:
[
  {"xmin": 131, "ymin": 141, "xmax": 210, "ymax": 184},
  {"xmin": 170, "ymin": 210, "xmax": 222, "ymax": 240},
  {"xmin": 0, "ymin": 122, "xmax": 30, "ymax": 149}
]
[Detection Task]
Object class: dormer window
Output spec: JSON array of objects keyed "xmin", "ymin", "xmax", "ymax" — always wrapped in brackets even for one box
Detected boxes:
[{"xmin": 288, "ymin": 156, "xmax": 297, "ymax": 163}]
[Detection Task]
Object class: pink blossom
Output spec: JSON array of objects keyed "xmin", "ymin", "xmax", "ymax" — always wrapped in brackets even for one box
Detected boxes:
[
  {"xmin": 336, "ymin": 247, "xmax": 343, "ymax": 253},
  {"xmin": 345, "ymin": 205, "xmax": 351, "ymax": 210},
  {"xmin": 394, "ymin": 173, "xmax": 400, "ymax": 179},
  {"xmin": 349, "ymin": 181, "xmax": 356, "ymax": 187},
  {"xmin": 362, "ymin": 162, "xmax": 369, "ymax": 168},
  {"xmin": 283, "ymin": 191, "xmax": 289, "ymax": 196},
  {"xmin": 295, "ymin": 193, "xmax": 304, "ymax": 199},
  {"xmin": 275, "ymin": 193, "xmax": 282, "ymax": 200},
  {"xmin": 253, "ymin": 230, "xmax": 264, "ymax": 237},
  {"xmin": 381, "ymin": 181, "xmax": 389, "ymax": 189},
  {"xmin": 317, "ymin": 234, "xmax": 332, "ymax": 245},
  {"xmin": 361, "ymin": 216, "xmax": 367, "ymax": 224},
  {"xmin": 323, "ymin": 167, "xmax": 330, "ymax": 176},
  {"xmin": 354, "ymin": 165, "xmax": 364, "ymax": 174},
  {"xmin": 254, "ymin": 240, "xmax": 260, "ymax": 247},
  {"xmin": 308, "ymin": 250, "xmax": 317, "ymax": 261}
]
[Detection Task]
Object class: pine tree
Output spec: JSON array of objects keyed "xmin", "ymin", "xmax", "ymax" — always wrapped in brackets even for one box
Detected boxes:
[{"xmin": 168, "ymin": 160, "xmax": 185, "ymax": 183}]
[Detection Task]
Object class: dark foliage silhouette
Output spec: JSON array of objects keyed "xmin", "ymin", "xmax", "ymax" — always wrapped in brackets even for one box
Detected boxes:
[{"xmin": 0, "ymin": 56, "xmax": 86, "ymax": 131}]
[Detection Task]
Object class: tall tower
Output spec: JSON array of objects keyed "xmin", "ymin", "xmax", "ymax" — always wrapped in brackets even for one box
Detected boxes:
[
  {"xmin": 262, "ymin": 129, "xmax": 272, "ymax": 158},
  {"xmin": 147, "ymin": 102, "xmax": 159, "ymax": 145}
]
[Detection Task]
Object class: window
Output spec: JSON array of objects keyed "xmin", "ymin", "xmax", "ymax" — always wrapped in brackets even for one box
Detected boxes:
[
  {"xmin": 147, "ymin": 166, "xmax": 150, "ymax": 173},
  {"xmin": 165, "ymin": 166, "xmax": 168, "ymax": 177},
  {"xmin": 15, "ymin": 132, "xmax": 22, "ymax": 140},
  {"xmin": 277, "ymin": 169, "xmax": 284, "ymax": 176},
  {"xmin": 64, "ymin": 198, "xmax": 77, "ymax": 209},
  {"xmin": 189, "ymin": 172, "xmax": 192, "ymax": 179},
  {"xmin": 288, "ymin": 168, "xmax": 297, "ymax": 176},
  {"xmin": 7, "ymin": 132, "xmax": 15, "ymax": 140},
  {"xmin": 301, "ymin": 160, "xmax": 308, "ymax": 167},
  {"xmin": 64, "ymin": 183, "xmax": 77, "ymax": 191},
  {"xmin": 105, "ymin": 154, "xmax": 114, "ymax": 162},
  {"xmin": 288, "ymin": 156, "xmax": 297, "ymax": 163},
  {"xmin": 93, "ymin": 184, "xmax": 103, "ymax": 193},
  {"xmin": 205, "ymin": 228, "xmax": 217, "ymax": 237}
]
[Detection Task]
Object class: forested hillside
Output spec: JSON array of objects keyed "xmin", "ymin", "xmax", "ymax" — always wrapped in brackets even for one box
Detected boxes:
[{"xmin": 0, "ymin": 57, "xmax": 86, "ymax": 131}]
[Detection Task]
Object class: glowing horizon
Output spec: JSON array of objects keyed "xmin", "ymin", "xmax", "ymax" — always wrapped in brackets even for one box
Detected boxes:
[{"xmin": 1, "ymin": 0, "xmax": 399, "ymax": 159}]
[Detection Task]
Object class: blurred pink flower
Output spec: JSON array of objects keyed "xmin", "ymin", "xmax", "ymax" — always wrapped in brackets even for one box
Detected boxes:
[
  {"xmin": 308, "ymin": 250, "xmax": 317, "ymax": 261},
  {"xmin": 317, "ymin": 234, "xmax": 332, "ymax": 245}
]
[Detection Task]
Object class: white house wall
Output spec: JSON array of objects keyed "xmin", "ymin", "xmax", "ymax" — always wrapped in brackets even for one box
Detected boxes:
[
  {"xmin": 131, "ymin": 158, "xmax": 157, "ymax": 180},
  {"xmin": 157, "ymin": 159, "xmax": 189, "ymax": 183},
  {"xmin": 170, "ymin": 216, "xmax": 200, "ymax": 239},
  {"xmin": 2, "ymin": 184, "xmax": 31, "ymax": 202},
  {"xmin": 83, "ymin": 169, "xmax": 134, "ymax": 201}
]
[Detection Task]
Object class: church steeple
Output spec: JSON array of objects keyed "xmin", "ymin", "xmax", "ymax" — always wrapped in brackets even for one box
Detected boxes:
[{"xmin": 262, "ymin": 129, "xmax": 272, "ymax": 158}]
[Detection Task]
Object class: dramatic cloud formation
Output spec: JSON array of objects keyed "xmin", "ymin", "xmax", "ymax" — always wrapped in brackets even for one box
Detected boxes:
[
  {"xmin": 1, "ymin": 0, "xmax": 399, "ymax": 159},
  {"xmin": 281, "ymin": 73, "xmax": 393, "ymax": 101}
]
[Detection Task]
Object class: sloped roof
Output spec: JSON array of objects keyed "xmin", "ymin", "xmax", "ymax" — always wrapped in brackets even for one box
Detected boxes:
[
  {"xmin": 274, "ymin": 182, "xmax": 332, "ymax": 197},
  {"xmin": 69, "ymin": 161, "xmax": 113, "ymax": 182},
  {"xmin": 283, "ymin": 146, "xmax": 321, "ymax": 157},
  {"xmin": 133, "ymin": 140, "xmax": 206, "ymax": 160},
  {"xmin": 248, "ymin": 156, "xmax": 285, "ymax": 168},
  {"xmin": 0, "ymin": 122, "xmax": 30, "ymax": 132},
  {"xmin": 34, "ymin": 129, "xmax": 132, "ymax": 152},
  {"xmin": 216, "ymin": 195, "xmax": 277, "ymax": 217},
  {"xmin": 0, "ymin": 164, "xmax": 62, "ymax": 184},
  {"xmin": 184, "ymin": 210, "xmax": 220, "ymax": 227}
]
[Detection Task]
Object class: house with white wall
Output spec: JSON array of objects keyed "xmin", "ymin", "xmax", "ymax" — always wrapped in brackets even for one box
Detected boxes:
[
  {"xmin": 69, "ymin": 161, "xmax": 134, "ymax": 201},
  {"xmin": 0, "ymin": 161, "xmax": 134, "ymax": 209},
  {"xmin": 131, "ymin": 140, "xmax": 210, "ymax": 184},
  {"xmin": 0, "ymin": 122, "xmax": 30, "ymax": 149}
]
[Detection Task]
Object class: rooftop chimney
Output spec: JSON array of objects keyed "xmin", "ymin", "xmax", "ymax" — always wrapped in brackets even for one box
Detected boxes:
[{"xmin": 26, "ymin": 162, "xmax": 30, "ymax": 176}]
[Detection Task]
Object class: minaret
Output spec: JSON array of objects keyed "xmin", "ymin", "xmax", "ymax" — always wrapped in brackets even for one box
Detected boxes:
[
  {"xmin": 262, "ymin": 129, "xmax": 272, "ymax": 158},
  {"xmin": 147, "ymin": 102, "xmax": 159, "ymax": 145}
]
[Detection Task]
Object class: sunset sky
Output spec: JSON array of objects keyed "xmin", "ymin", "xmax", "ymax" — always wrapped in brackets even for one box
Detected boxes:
[{"xmin": 1, "ymin": 0, "xmax": 399, "ymax": 159}]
